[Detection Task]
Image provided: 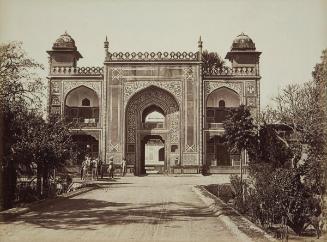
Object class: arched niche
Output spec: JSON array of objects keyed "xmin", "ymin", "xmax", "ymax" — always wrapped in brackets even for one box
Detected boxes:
[
  {"xmin": 65, "ymin": 85, "xmax": 99, "ymax": 107},
  {"xmin": 64, "ymin": 86, "xmax": 100, "ymax": 125},
  {"xmin": 206, "ymin": 87, "xmax": 240, "ymax": 108}
]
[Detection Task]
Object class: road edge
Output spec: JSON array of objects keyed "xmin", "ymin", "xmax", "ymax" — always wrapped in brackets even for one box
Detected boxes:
[
  {"xmin": 0, "ymin": 184, "xmax": 98, "ymax": 221},
  {"xmin": 192, "ymin": 185, "xmax": 276, "ymax": 242}
]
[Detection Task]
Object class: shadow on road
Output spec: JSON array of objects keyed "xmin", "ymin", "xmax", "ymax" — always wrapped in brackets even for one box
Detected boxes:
[{"xmin": 1, "ymin": 198, "xmax": 215, "ymax": 231}]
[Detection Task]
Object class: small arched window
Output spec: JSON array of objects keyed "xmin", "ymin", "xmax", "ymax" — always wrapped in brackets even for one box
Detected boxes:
[
  {"xmin": 82, "ymin": 98, "xmax": 90, "ymax": 106},
  {"xmin": 219, "ymin": 100, "xmax": 225, "ymax": 108}
]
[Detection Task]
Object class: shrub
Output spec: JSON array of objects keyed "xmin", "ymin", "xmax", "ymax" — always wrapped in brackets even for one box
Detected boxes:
[
  {"xmin": 230, "ymin": 175, "xmax": 249, "ymax": 214},
  {"xmin": 233, "ymin": 165, "xmax": 323, "ymax": 235},
  {"xmin": 217, "ymin": 184, "xmax": 234, "ymax": 203},
  {"xmin": 206, "ymin": 184, "xmax": 234, "ymax": 203}
]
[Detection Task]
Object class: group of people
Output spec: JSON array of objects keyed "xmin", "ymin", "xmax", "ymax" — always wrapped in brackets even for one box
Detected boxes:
[{"xmin": 80, "ymin": 155, "xmax": 127, "ymax": 180}]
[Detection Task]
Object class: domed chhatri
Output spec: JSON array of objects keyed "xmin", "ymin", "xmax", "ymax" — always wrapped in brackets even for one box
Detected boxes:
[
  {"xmin": 53, "ymin": 31, "xmax": 77, "ymax": 50},
  {"xmin": 47, "ymin": 31, "xmax": 82, "ymax": 67},
  {"xmin": 231, "ymin": 32, "xmax": 256, "ymax": 50}
]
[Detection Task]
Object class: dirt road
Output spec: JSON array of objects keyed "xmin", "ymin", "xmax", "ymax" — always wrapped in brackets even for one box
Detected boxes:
[{"xmin": 0, "ymin": 175, "xmax": 244, "ymax": 242}]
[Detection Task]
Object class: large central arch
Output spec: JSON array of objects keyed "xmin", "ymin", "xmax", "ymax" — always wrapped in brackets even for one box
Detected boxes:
[{"xmin": 125, "ymin": 85, "xmax": 180, "ymax": 175}]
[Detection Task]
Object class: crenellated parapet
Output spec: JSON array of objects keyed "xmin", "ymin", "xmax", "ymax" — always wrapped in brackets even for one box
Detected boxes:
[
  {"xmin": 50, "ymin": 66, "xmax": 104, "ymax": 76},
  {"xmin": 105, "ymin": 51, "xmax": 199, "ymax": 62}
]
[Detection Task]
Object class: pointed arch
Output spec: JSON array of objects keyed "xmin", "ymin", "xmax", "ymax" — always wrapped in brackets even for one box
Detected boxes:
[
  {"xmin": 65, "ymin": 85, "xmax": 99, "ymax": 107},
  {"xmin": 206, "ymin": 86, "xmax": 240, "ymax": 108}
]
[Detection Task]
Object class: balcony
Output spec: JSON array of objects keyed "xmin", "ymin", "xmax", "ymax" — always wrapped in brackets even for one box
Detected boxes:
[
  {"xmin": 141, "ymin": 122, "xmax": 164, "ymax": 130},
  {"xmin": 66, "ymin": 117, "xmax": 100, "ymax": 128}
]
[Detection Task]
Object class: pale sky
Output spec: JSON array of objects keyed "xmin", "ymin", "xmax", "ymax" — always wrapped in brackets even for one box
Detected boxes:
[{"xmin": 0, "ymin": 0, "xmax": 326, "ymax": 107}]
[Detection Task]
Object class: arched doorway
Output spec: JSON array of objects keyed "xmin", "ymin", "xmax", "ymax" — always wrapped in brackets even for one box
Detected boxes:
[
  {"xmin": 140, "ymin": 135, "xmax": 165, "ymax": 175},
  {"xmin": 125, "ymin": 86, "xmax": 180, "ymax": 176},
  {"xmin": 71, "ymin": 134, "xmax": 99, "ymax": 164}
]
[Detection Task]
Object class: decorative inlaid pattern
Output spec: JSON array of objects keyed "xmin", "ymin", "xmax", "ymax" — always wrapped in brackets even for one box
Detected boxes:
[
  {"xmin": 182, "ymin": 154, "xmax": 198, "ymax": 165},
  {"xmin": 183, "ymin": 66, "xmax": 194, "ymax": 81},
  {"xmin": 124, "ymin": 81, "xmax": 182, "ymax": 106},
  {"xmin": 204, "ymin": 81, "xmax": 243, "ymax": 97},
  {"xmin": 51, "ymin": 95, "xmax": 60, "ymax": 105},
  {"xmin": 112, "ymin": 67, "xmax": 124, "ymax": 80},
  {"xmin": 51, "ymin": 82, "xmax": 60, "ymax": 94},
  {"xmin": 125, "ymin": 153, "xmax": 135, "ymax": 165},
  {"xmin": 170, "ymin": 111, "xmax": 179, "ymax": 144},
  {"xmin": 185, "ymin": 144, "xmax": 196, "ymax": 152},
  {"xmin": 246, "ymin": 97, "xmax": 256, "ymax": 107},
  {"xmin": 109, "ymin": 143, "xmax": 120, "ymax": 152},
  {"xmin": 51, "ymin": 106, "xmax": 61, "ymax": 115},
  {"xmin": 245, "ymin": 81, "xmax": 256, "ymax": 96},
  {"xmin": 63, "ymin": 81, "xmax": 101, "ymax": 97}
]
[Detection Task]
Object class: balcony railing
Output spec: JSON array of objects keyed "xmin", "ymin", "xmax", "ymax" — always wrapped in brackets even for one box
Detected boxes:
[
  {"xmin": 50, "ymin": 66, "xmax": 103, "ymax": 76},
  {"xmin": 203, "ymin": 66, "xmax": 258, "ymax": 77},
  {"xmin": 206, "ymin": 123, "xmax": 224, "ymax": 130},
  {"xmin": 66, "ymin": 117, "xmax": 100, "ymax": 128}
]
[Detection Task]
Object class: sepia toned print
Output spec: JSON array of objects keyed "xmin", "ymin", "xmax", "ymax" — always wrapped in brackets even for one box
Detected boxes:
[{"xmin": 0, "ymin": 0, "xmax": 326, "ymax": 242}]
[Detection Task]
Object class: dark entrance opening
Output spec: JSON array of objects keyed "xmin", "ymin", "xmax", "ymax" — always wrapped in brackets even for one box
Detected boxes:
[
  {"xmin": 140, "ymin": 135, "xmax": 165, "ymax": 175},
  {"xmin": 72, "ymin": 134, "xmax": 99, "ymax": 164}
]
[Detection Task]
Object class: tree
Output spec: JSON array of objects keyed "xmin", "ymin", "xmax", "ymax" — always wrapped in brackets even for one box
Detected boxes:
[
  {"xmin": 0, "ymin": 41, "xmax": 44, "ymax": 210},
  {"xmin": 202, "ymin": 50, "xmax": 225, "ymax": 75},
  {"xmin": 15, "ymin": 115, "xmax": 75, "ymax": 198},
  {"xmin": 0, "ymin": 41, "xmax": 44, "ymax": 106},
  {"xmin": 1, "ymin": 42, "xmax": 75, "ymax": 209},
  {"xmin": 223, "ymin": 49, "xmax": 327, "ymax": 236},
  {"xmin": 223, "ymin": 105, "xmax": 258, "ymax": 161},
  {"xmin": 311, "ymin": 49, "xmax": 327, "ymax": 196}
]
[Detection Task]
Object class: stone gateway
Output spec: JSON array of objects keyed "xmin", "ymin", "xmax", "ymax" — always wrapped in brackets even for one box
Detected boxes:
[{"xmin": 47, "ymin": 32, "xmax": 261, "ymax": 175}]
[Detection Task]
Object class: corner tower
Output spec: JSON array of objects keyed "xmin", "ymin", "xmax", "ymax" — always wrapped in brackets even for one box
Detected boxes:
[
  {"xmin": 47, "ymin": 31, "xmax": 83, "ymax": 68},
  {"xmin": 47, "ymin": 32, "xmax": 104, "ymax": 164},
  {"xmin": 225, "ymin": 33, "xmax": 261, "ymax": 75},
  {"xmin": 202, "ymin": 33, "xmax": 261, "ymax": 174}
]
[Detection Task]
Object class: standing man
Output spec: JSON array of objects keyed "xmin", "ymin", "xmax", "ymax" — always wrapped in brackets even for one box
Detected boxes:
[
  {"xmin": 121, "ymin": 157, "xmax": 127, "ymax": 177},
  {"xmin": 85, "ymin": 155, "xmax": 91, "ymax": 180},
  {"xmin": 99, "ymin": 158, "xmax": 104, "ymax": 179},
  {"xmin": 90, "ymin": 157, "xmax": 96, "ymax": 180},
  {"xmin": 80, "ymin": 159, "xmax": 86, "ymax": 180},
  {"xmin": 108, "ymin": 157, "xmax": 114, "ymax": 179},
  {"xmin": 94, "ymin": 157, "xmax": 99, "ymax": 180}
]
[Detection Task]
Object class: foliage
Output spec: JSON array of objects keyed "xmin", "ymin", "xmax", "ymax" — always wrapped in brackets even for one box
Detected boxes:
[
  {"xmin": 0, "ymin": 42, "xmax": 75, "ymax": 210},
  {"xmin": 230, "ymin": 175, "xmax": 249, "ymax": 214},
  {"xmin": 0, "ymin": 41, "xmax": 44, "ymax": 108},
  {"xmin": 223, "ymin": 105, "xmax": 258, "ymax": 159},
  {"xmin": 223, "ymin": 49, "xmax": 327, "ymax": 235},
  {"xmin": 202, "ymin": 50, "xmax": 225, "ymax": 73},
  {"xmin": 206, "ymin": 184, "xmax": 234, "ymax": 203}
]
